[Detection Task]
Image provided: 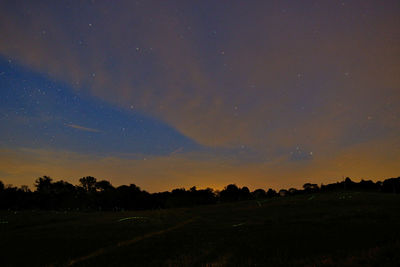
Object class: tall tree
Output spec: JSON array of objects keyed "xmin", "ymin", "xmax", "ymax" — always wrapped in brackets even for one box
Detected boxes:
[
  {"xmin": 34, "ymin": 176, "xmax": 53, "ymax": 193},
  {"xmin": 79, "ymin": 176, "xmax": 97, "ymax": 192}
]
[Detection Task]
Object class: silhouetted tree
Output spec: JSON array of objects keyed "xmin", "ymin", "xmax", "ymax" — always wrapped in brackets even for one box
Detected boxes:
[
  {"xmin": 376, "ymin": 181, "xmax": 383, "ymax": 192},
  {"xmin": 220, "ymin": 184, "xmax": 240, "ymax": 202},
  {"xmin": 279, "ymin": 189, "xmax": 288, "ymax": 197},
  {"xmin": 195, "ymin": 188, "xmax": 217, "ymax": 205},
  {"xmin": 47, "ymin": 180, "xmax": 76, "ymax": 209},
  {"xmin": 115, "ymin": 184, "xmax": 146, "ymax": 210},
  {"xmin": 35, "ymin": 176, "xmax": 53, "ymax": 193},
  {"xmin": 2, "ymin": 175, "xmax": 400, "ymax": 211},
  {"xmin": 344, "ymin": 177, "xmax": 354, "ymax": 190},
  {"xmin": 358, "ymin": 179, "xmax": 379, "ymax": 191},
  {"xmin": 0, "ymin": 180, "xmax": 4, "ymax": 192},
  {"xmin": 20, "ymin": 185, "xmax": 30, "ymax": 193},
  {"xmin": 96, "ymin": 180, "xmax": 114, "ymax": 192},
  {"xmin": 79, "ymin": 176, "xmax": 97, "ymax": 192},
  {"xmin": 288, "ymin": 188, "xmax": 298, "ymax": 195},
  {"xmin": 303, "ymin": 183, "xmax": 319, "ymax": 193},
  {"xmin": 266, "ymin": 188, "xmax": 277, "ymax": 198},
  {"xmin": 252, "ymin": 189, "xmax": 266, "ymax": 199},
  {"xmin": 240, "ymin": 186, "xmax": 253, "ymax": 200},
  {"xmin": 382, "ymin": 177, "xmax": 400, "ymax": 194}
]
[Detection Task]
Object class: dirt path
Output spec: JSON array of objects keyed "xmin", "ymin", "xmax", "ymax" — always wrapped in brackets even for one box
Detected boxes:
[{"xmin": 66, "ymin": 217, "xmax": 198, "ymax": 266}]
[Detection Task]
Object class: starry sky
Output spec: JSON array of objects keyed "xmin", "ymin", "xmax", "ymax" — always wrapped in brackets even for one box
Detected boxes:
[{"xmin": 0, "ymin": 0, "xmax": 399, "ymax": 192}]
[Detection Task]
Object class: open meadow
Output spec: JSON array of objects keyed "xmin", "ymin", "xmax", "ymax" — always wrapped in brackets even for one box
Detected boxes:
[{"xmin": 1, "ymin": 192, "xmax": 400, "ymax": 266}]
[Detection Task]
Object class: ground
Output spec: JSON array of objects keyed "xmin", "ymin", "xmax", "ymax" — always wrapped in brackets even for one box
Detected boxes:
[{"xmin": 1, "ymin": 192, "xmax": 400, "ymax": 266}]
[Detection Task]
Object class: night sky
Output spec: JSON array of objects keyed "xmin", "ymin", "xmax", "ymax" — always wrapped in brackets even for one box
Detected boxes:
[{"xmin": 0, "ymin": 0, "xmax": 399, "ymax": 192}]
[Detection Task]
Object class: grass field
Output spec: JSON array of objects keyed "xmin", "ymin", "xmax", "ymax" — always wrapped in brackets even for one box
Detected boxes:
[{"xmin": 1, "ymin": 192, "xmax": 400, "ymax": 266}]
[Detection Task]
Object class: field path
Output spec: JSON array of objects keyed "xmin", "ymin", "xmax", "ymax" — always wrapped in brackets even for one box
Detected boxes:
[{"xmin": 66, "ymin": 217, "xmax": 198, "ymax": 266}]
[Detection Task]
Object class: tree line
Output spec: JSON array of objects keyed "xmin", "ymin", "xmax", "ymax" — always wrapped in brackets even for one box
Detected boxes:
[{"xmin": 0, "ymin": 176, "xmax": 399, "ymax": 211}]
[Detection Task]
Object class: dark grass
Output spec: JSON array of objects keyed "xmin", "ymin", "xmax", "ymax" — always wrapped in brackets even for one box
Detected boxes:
[{"xmin": 1, "ymin": 192, "xmax": 400, "ymax": 266}]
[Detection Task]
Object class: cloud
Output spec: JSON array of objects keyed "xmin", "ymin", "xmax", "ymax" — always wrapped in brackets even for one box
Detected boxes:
[
  {"xmin": 1, "ymin": 1, "xmax": 398, "ymax": 149},
  {"xmin": 0, "ymin": 1, "xmax": 399, "ymax": 188},
  {"xmin": 169, "ymin": 147, "xmax": 184, "ymax": 156},
  {"xmin": 65, "ymin": 124, "xmax": 101, "ymax": 133}
]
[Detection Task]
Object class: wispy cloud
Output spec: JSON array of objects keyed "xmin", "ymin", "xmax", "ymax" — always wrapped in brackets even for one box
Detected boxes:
[
  {"xmin": 170, "ymin": 147, "xmax": 184, "ymax": 156},
  {"xmin": 65, "ymin": 124, "xmax": 101, "ymax": 133}
]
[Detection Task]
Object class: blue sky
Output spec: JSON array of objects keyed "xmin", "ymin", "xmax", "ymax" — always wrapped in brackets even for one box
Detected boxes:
[{"xmin": 0, "ymin": 57, "xmax": 200, "ymax": 156}]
